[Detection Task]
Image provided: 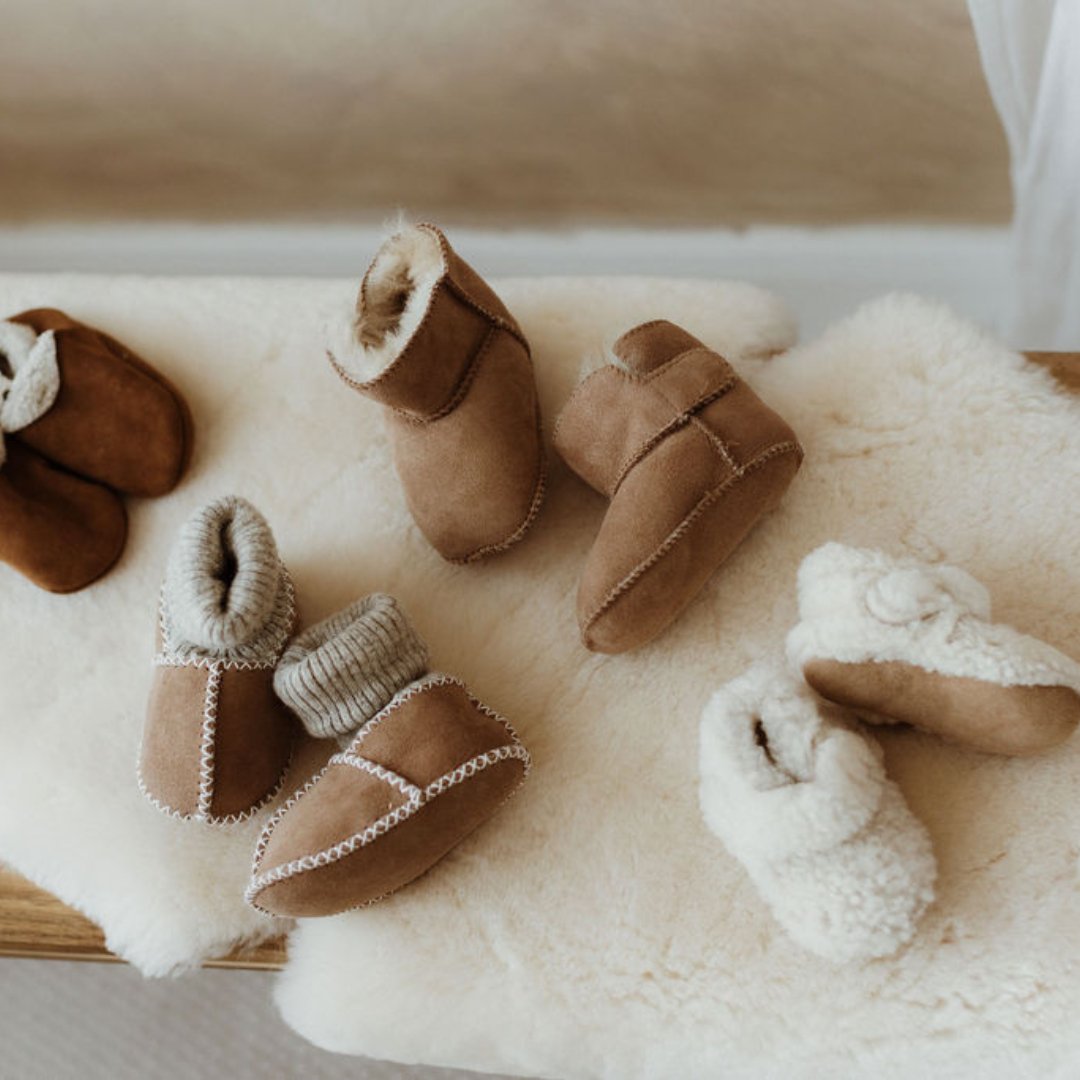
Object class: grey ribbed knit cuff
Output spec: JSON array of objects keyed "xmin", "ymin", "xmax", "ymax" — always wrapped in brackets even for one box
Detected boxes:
[
  {"xmin": 162, "ymin": 495, "xmax": 291, "ymax": 664},
  {"xmin": 273, "ymin": 594, "xmax": 429, "ymax": 741}
]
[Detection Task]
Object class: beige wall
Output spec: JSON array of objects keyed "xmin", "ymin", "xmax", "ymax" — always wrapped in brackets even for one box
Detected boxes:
[{"xmin": 0, "ymin": 0, "xmax": 1008, "ymax": 226}]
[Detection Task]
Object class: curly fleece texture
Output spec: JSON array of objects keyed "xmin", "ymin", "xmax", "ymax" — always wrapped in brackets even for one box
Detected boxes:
[
  {"xmin": 699, "ymin": 662, "xmax": 936, "ymax": 963},
  {"xmin": 2, "ymin": 278, "xmax": 1080, "ymax": 1079},
  {"xmin": 787, "ymin": 542, "xmax": 1080, "ymax": 692},
  {"xmin": 0, "ymin": 319, "xmax": 59, "ymax": 467}
]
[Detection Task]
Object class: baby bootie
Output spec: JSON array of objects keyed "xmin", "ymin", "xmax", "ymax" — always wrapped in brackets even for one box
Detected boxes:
[
  {"xmin": 699, "ymin": 662, "xmax": 936, "ymax": 963},
  {"xmin": 139, "ymin": 496, "xmax": 299, "ymax": 824},
  {"xmin": 4, "ymin": 309, "xmax": 193, "ymax": 497},
  {"xmin": 0, "ymin": 440, "xmax": 127, "ymax": 593},
  {"xmin": 246, "ymin": 595, "xmax": 530, "ymax": 917},
  {"xmin": 326, "ymin": 223, "xmax": 545, "ymax": 563},
  {"xmin": 786, "ymin": 543, "xmax": 1080, "ymax": 756},
  {"xmin": 1, "ymin": 321, "xmax": 127, "ymax": 592},
  {"xmin": 553, "ymin": 320, "xmax": 802, "ymax": 653}
]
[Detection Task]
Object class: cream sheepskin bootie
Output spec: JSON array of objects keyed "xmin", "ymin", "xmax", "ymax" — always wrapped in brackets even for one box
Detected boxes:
[
  {"xmin": 787, "ymin": 543, "xmax": 1080, "ymax": 756},
  {"xmin": 699, "ymin": 662, "xmax": 936, "ymax": 963}
]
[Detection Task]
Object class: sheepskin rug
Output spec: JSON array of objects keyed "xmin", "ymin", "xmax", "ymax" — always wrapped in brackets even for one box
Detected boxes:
[{"xmin": 2, "ymin": 275, "xmax": 1079, "ymax": 1079}]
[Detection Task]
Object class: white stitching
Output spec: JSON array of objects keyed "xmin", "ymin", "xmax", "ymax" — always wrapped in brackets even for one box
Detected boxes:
[
  {"xmin": 423, "ymin": 744, "xmax": 531, "ymax": 799},
  {"xmin": 335, "ymin": 753, "xmax": 424, "ymax": 804},
  {"xmin": 195, "ymin": 663, "xmax": 223, "ymax": 820},
  {"xmin": 135, "ymin": 746, "xmax": 294, "ymax": 828},
  {"xmin": 245, "ymin": 678, "xmax": 531, "ymax": 912},
  {"xmin": 244, "ymin": 743, "xmax": 530, "ymax": 909},
  {"xmin": 140, "ymin": 564, "xmax": 299, "ymax": 824},
  {"xmin": 345, "ymin": 672, "xmax": 521, "ymax": 750},
  {"xmin": 156, "ymin": 562, "xmax": 297, "ymax": 669}
]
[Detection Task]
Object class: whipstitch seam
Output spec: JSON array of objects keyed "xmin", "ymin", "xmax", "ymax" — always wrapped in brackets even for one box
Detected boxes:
[
  {"xmin": 195, "ymin": 663, "xmax": 223, "ymax": 820},
  {"xmin": 582, "ymin": 439, "xmax": 803, "ymax": 633},
  {"xmin": 245, "ymin": 676, "xmax": 530, "ymax": 910},
  {"xmin": 136, "ymin": 746, "xmax": 294, "ymax": 828},
  {"xmin": 245, "ymin": 743, "xmax": 530, "ymax": 907}
]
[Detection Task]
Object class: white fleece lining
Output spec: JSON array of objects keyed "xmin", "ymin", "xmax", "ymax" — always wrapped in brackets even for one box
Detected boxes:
[
  {"xmin": 326, "ymin": 226, "xmax": 446, "ymax": 385},
  {"xmin": 0, "ymin": 321, "xmax": 59, "ymax": 467},
  {"xmin": 699, "ymin": 662, "xmax": 936, "ymax": 963},
  {"xmin": 786, "ymin": 542, "xmax": 1080, "ymax": 692}
]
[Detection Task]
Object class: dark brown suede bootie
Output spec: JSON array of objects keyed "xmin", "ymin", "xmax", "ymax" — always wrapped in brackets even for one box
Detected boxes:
[
  {"xmin": 553, "ymin": 320, "xmax": 803, "ymax": 654},
  {"xmin": 0, "ymin": 440, "xmax": 127, "ymax": 593},
  {"xmin": 326, "ymin": 224, "xmax": 545, "ymax": 563},
  {"xmin": 246, "ymin": 595, "xmax": 529, "ymax": 917},
  {"xmin": 6, "ymin": 308, "xmax": 193, "ymax": 497},
  {"xmin": 139, "ymin": 497, "xmax": 300, "ymax": 825}
]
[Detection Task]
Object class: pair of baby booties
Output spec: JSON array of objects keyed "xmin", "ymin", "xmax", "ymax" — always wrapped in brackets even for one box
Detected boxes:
[
  {"xmin": 138, "ymin": 495, "xmax": 530, "ymax": 918},
  {"xmin": 329, "ymin": 223, "xmax": 803, "ymax": 655},
  {"xmin": 700, "ymin": 543, "xmax": 1080, "ymax": 963},
  {"xmin": 0, "ymin": 309, "xmax": 192, "ymax": 592}
]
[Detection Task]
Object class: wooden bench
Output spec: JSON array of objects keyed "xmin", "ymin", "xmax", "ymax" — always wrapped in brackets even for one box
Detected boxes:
[{"xmin": 2, "ymin": 351, "xmax": 1075, "ymax": 969}]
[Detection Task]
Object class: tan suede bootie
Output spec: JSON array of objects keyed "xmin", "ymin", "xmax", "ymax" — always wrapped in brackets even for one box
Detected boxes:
[
  {"xmin": 326, "ymin": 224, "xmax": 545, "ymax": 563},
  {"xmin": 246, "ymin": 595, "xmax": 529, "ymax": 917},
  {"xmin": 554, "ymin": 320, "xmax": 802, "ymax": 653},
  {"xmin": 139, "ymin": 497, "xmax": 300, "ymax": 824}
]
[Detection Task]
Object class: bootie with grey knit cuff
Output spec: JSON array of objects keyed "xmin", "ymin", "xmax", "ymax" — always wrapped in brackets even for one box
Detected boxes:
[
  {"xmin": 138, "ymin": 496, "xmax": 301, "ymax": 825},
  {"xmin": 273, "ymin": 594, "xmax": 429, "ymax": 744},
  {"xmin": 248, "ymin": 596, "xmax": 530, "ymax": 917}
]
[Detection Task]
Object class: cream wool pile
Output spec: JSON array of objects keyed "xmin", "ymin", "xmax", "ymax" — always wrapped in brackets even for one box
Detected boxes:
[{"xmin": 1, "ymin": 274, "xmax": 1079, "ymax": 1079}]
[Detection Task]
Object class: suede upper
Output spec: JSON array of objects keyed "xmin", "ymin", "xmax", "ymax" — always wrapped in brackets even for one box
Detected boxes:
[
  {"xmin": 139, "ymin": 498, "xmax": 299, "ymax": 825},
  {"xmin": 248, "ymin": 676, "xmax": 529, "ymax": 917},
  {"xmin": 328, "ymin": 225, "xmax": 545, "ymax": 563},
  {"xmin": 0, "ymin": 439, "xmax": 127, "ymax": 593},
  {"xmin": 10, "ymin": 308, "xmax": 193, "ymax": 497},
  {"xmin": 554, "ymin": 319, "xmax": 802, "ymax": 653}
]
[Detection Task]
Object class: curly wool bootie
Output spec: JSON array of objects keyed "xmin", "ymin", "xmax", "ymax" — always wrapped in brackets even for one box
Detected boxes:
[
  {"xmin": 326, "ymin": 224, "xmax": 545, "ymax": 563},
  {"xmin": 786, "ymin": 543, "xmax": 1080, "ymax": 756},
  {"xmin": 699, "ymin": 662, "xmax": 936, "ymax": 963},
  {"xmin": 139, "ymin": 497, "xmax": 300, "ymax": 824},
  {"xmin": 246, "ymin": 595, "xmax": 530, "ymax": 917},
  {"xmin": 5, "ymin": 309, "xmax": 193, "ymax": 496},
  {"xmin": 553, "ymin": 319, "xmax": 802, "ymax": 653}
]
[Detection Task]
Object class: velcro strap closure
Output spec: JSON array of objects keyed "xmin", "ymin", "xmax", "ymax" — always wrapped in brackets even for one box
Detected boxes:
[
  {"xmin": 554, "ymin": 346, "xmax": 739, "ymax": 497},
  {"xmin": 643, "ymin": 347, "xmax": 737, "ymax": 416}
]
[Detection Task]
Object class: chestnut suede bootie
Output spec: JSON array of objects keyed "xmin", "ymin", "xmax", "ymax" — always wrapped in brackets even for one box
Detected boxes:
[
  {"xmin": 554, "ymin": 319, "xmax": 802, "ymax": 653},
  {"xmin": 0, "ymin": 441, "xmax": 127, "ymax": 593},
  {"xmin": 6, "ymin": 309, "xmax": 193, "ymax": 497},
  {"xmin": 0, "ymin": 320, "xmax": 128, "ymax": 592},
  {"xmin": 247, "ymin": 594, "xmax": 530, "ymax": 917},
  {"xmin": 327, "ymin": 224, "xmax": 545, "ymax": 563},
  {"xmin": 139, "ymin": 497, "xmax": 300, "ymax": 824}
]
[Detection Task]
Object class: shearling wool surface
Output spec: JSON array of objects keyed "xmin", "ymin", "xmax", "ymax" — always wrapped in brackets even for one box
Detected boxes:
[
  {"xmin": 0, "ymin": 319, "xmax": 59, "ymax": 466},
  {"xmin": 787, "ymin": 542, "xmax": 1080, "ymax": 691},
  {"xmin": 1, "ymin": 277, "xmax": 1079, "ymax": 1078},
  {"xmin": 699, "ymin": 662, "xmax": 936, "ymax": 963}
]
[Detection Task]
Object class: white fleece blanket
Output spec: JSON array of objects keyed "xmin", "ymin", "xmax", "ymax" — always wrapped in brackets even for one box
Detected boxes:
[{"xmin": 2, "ymin": 276, "xmax": 1079, "ymax": 1079}]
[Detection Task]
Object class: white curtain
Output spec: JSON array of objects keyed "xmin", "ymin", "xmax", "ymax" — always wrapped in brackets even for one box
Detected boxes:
[{"xmin": 968, "ymin": 0, "xmax": 1080, "ymax": 349}]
